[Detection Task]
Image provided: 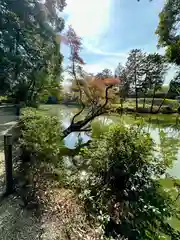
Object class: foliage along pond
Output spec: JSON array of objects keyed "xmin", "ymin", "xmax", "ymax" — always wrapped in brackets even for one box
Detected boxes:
[
  {"xmin": 40, "ymin": 104, "xmax": 180, "ymax": 231},
  {"xmin": 41, "ymin": 104, "xmax": 180, "ymax": 178}
]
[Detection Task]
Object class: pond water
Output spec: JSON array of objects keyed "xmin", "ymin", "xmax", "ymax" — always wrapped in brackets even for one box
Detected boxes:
[{"xmin": 41, "ymin": 104, "xmax": 180, "ymax": 179}]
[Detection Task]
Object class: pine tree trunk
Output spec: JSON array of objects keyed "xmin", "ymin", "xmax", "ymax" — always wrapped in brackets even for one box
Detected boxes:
[
  {"xmin": 150, "ymin": 87, "xmax": 156, "ymax": 113},
  {"xmin": 134, "ymin": 70, "xmax": 138, "ymax": 111},
  {"xmin": 143, "ymin": 93, "xmax": 146, "ymax": 109}
]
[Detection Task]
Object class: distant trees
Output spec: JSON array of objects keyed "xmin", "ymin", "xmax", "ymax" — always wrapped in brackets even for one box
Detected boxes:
[
  {"xmin": 125, "ymin": 49, "xmax": 146, "ymax": 111},
  {"xmin": 115, "ymin": 63, "xmax": 130, "ymax": 109},
  {"xmin": 96, "ymin": 68, "xmax": 113, "ymax": 79},
  {"xmin": 144, "ymin": 53, "xmax": 168, "ymax": 112},
  {"xmin": 115, "ymin": 50, "xmax": 167, "ymax": 112}
]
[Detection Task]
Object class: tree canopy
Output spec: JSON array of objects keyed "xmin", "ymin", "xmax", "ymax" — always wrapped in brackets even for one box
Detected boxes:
[
  {"xmin": 156, "ymin": 0, "xmax": 180, "ymax": 65},
  {"xmin": 0, "ymin": 0, "xmax": 66, "ymax": 103}
]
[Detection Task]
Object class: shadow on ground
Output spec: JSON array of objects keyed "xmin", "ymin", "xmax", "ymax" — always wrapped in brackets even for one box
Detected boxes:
[
  {"xmin": 0, "ymin": 152, "xmax": 43, "ymax": 240},
  {"xmin": 0, "ymin": 105, "xmax": 43, "ymax": 240},
  {"xmin": 0, "ymin": 154, "xmax": 42, "ymax": 239},
  {"xmin": 0, "ymin": 195, "xmax": 41, "ymax": 240}
]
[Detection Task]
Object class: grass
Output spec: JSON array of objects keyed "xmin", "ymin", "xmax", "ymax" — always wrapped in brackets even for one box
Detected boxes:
[{"xmin": 112, "ymin": 98, "xmax": 179, "ymax": 113}]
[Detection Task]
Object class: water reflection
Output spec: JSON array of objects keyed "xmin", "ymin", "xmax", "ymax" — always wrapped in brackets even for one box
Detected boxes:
[
  {"xmin": 42, "ymin": 105, "xmax": 180, "ymax": 178},
  {"xmin": 64, "ymin": 132, "xmax": 91, "ymax": 149},
  {"xmin": 57, "ymin": 106, "xmax": 91, "ymax": 149}
]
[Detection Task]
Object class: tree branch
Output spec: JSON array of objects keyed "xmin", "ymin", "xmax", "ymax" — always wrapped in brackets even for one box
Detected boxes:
[{"xmin": 62, "ymin": 85, "xmax": 111, "ymax": 138}]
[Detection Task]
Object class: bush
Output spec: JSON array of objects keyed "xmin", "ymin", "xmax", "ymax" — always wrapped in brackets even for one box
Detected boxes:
[
  {"xmin": 18, "ymin": 108, "xmax": 180, "ymax": 239},
  {"xmin": 20, "ymin": 107, "xmax": 64, "ymax": 163},
  {"xmin": 18, "ymin": 107, "xmax": 102, "ymax": 239},
  {"xmin": 163, "ymin": 99, "xmax": 179, "ymax": 110},
  {"xmin": 17, "ymin": 107, "xmax": 66, "ymax": 210},
  {"xmin": 73, "ymin": 125, "xmax": 180, "ymax": 240},
  {"xmin": 0, "ymin": 95, "xmax": 8, "ymax": 103}
]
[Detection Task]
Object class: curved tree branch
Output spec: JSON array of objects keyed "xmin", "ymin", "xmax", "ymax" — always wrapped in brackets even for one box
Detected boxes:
[{"xmin": 62, "ymin": 85, "xmax": 112, "ymax": 138}]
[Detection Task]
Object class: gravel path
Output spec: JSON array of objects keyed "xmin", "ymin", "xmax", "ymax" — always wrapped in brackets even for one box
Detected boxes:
[
  {"xmin": 0, "ymin": 106, "xmax": 64, "ymax": 240},
  {"xmin": 0, "ymin": 106, "xmax": 42, "ymax": 240}
]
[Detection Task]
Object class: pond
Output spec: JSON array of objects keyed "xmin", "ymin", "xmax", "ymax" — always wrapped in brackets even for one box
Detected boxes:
[{"xmin": 40, "ymin": 104, "xmax": 180, "ymax": 179}]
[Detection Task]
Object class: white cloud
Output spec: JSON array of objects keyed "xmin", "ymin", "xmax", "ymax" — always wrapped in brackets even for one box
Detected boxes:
[
  {"xmin": 84, "ymin": 44, "xmax": 129, "ymax": 57},
  {"xmin": 63, "ymin": 0, "xmax": 112, "ymax": 50},
  {"xmin": 83, "ymin": 55, "xmax": 127, "ymax": 74},
  {"xmin": 82, "ymin": 46, "xmax": 165, "ymax": 75}
]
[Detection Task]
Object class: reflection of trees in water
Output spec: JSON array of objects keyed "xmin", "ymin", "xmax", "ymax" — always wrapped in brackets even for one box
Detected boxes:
[
  {"xmin": 144, "ymin": 117, "xmax": 180, "ymax": 177},
  {"xmin": 52, "ymin": 105, "xmax": 180, "ymax": 176},
  {"xmin": 145, "ymin": 115, "xmax": 180, "ymax": 129},
  {"xmin": 143, "ymin": 116, "xmax": 180, "ymax": 173},
  {"xmin": 158, "ymin": 127, "xmax": 180, "ymax": 168},
  {"xmin": 96, "ymin": 116, "xmax": 114, "ymax": 125}
]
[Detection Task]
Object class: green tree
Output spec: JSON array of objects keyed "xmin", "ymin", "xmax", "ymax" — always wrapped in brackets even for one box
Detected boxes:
[
  {"xmin": 76, "ymin": 124, "xmax": 180, "ymax": 239},
  {"xmin": 115, "ymin": 63, "xmax": 129, "ymax": 109},
  {"xmin": 156, "ymin": 0, "xmax": 180, "ymax": 66},
  {"xmin": 126, "ymin": 49, "xmax": 146, "ymax": 111},
  {"xmin": 140, "ymin": 55, "xmax": 154, "ymax": 108},
  {"xmin": 96, "ymin": 68, "xmax": 113, "ymax": 79},
  {"xmin": 144, "ymin": 53, "xmax": 168, "ymax": 112},
  {"xmin": 0, "ymin": 0, "xmax": 65, "ymax": 104}
]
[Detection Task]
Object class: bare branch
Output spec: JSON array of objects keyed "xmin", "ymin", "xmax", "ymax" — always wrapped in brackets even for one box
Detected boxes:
[
  {"xmin": 62, "ymin": 86, "xmax": 112, "ymax": 138},
  {"xmin": 78, "ymin": 128, "xmax": 92, "ymax": 132}
]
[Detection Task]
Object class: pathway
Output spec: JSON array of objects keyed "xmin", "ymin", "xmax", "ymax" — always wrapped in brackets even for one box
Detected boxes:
[
  {"xmin": 0, "ymin": 105, "xmax": 17, "ymax": 194},
  {"xmin": 0, "ymin": 106, "xmax": 60, "ymax": 239},
  {"xmin": 0, "ymin": 106, "xmax": 41, "ymax": 240}
]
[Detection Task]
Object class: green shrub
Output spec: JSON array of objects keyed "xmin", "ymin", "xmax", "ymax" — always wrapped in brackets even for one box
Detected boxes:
[
  {"xmin": 20, "ymin": 107, "xmax": 64, "ymax": 163},
  {"xmin": 0, "ymin": 95, "xmax": 8, "ymax": 103},
  {"xmin": 164, "ymin": 99, "xmax": 179, "ymax": 110},
  {"xmin": 74, "ymin": 124, "xmax": 180, "ymax": 240},
  {"xmin": 0, "ymin": 95, "xmax": 7, "ymax": 101},
  {"xmin": 18, "ymin": 107, "xmax": 104, "ymax": 239},
  {"xmin": 164, "ymin": 99, "xmax": 177, "ymax": 104},
  {"xmin": 18, "ymin": 107, "xmax": 66, "ymax": 204}
]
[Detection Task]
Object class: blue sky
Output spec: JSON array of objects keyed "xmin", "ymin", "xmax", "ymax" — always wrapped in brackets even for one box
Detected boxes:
[{"xmin": 60, "ymin": 0, "xmax": 176, "ymax": 84}]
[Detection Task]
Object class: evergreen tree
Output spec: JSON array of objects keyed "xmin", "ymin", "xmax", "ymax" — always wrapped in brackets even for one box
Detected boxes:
[{"xmin": 126, "ymin": 49, "xmax": 146, "ymax": 110}]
